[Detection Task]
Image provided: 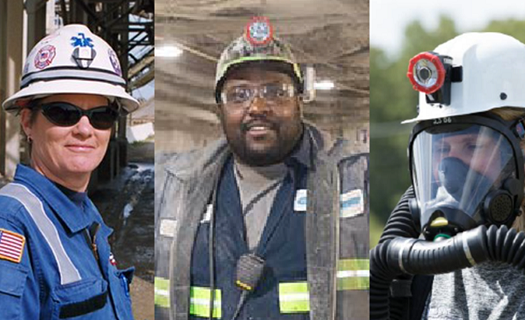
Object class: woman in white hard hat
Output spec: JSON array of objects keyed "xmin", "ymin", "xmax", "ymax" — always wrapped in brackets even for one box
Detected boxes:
[
  {"xmin": 370, "ymin": 33, "xmax": 525, "ymax": 320},
  {"xmin": 0, "ymin": 24, "xmax": 138, "ymax": 319}
]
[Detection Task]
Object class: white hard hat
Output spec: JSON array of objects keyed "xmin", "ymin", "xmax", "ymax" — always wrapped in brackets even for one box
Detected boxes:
[
  {"xmin": 2, "ymin": 24, "xmax": 139, "ymax": 113},
  {"xmin": 404, "ymin": 32, "xmax": 525, "ymax": 123}
]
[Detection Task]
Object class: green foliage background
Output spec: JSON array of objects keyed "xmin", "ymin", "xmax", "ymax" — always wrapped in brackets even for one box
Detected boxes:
[{"xmin": 370, "ymin": 16, "xmax": 525, "ymax": 246}]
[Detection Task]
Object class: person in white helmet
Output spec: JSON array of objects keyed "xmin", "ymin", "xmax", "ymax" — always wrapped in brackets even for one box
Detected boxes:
[
  {"xmin": 0, "ymin": 24, "xmax": 138, "ymax": 319},
  {"xmin": 370, "ymin": 33, "xmax": 525, "ymax": 320}
]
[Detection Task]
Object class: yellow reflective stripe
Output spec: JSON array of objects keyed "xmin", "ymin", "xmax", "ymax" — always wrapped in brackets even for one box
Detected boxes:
[
  {"xmin": 189, "ymin": 287, "xmax": 222, "ymax": 318},
  {"xmin": 279, "ymin": 282, "xmax": 310, "ymax": 313},
  {"xmin": 154, "ymin": 277, "xmax": 170, "ymax": 308},
  {"xmin": 337, "ymin": 259, "xmax": 370, "ymax": 290}
]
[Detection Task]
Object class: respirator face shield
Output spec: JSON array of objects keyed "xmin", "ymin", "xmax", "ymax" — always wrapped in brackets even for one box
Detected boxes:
[{"xmin": 409, "ymin": 115, "xmax": 524, "ymax": 238}]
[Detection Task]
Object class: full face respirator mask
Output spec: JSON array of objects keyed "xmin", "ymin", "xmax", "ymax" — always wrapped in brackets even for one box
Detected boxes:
[{"xmin": 408, "ymin": 114, "xmax": 525, "ymax": 240}]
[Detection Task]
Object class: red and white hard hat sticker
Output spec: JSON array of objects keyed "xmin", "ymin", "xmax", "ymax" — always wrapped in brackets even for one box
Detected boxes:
[
  {"xmin": 245, "ymin": 16, "xmax": 274, "ymax": 46},
  {"xmin": 34, "ymin": 45, "xmax": 57, "ymax": 70}
]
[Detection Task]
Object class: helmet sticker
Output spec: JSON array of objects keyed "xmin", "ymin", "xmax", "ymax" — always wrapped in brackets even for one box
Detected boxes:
[
  {"xmin": 72, "ymin": 47, "xmax": 97, "ymax": 69},
  {"xmin": 70, "ymin": 32, "xmax": 97, "ymax": 69},
  {"xmin": 108, "ymin": 49, "xmax": 122, "ymax": 76},
  {"xmin": 34, "ymin": 45, "xmax": 56, "ymax": 70},
  {"xmin": 70, "ymin": 33, "xmax": 94, "ymax": 48},
  {"xmin": 245, "ymin": 17, "xmax": 273, "ymax": 46}
]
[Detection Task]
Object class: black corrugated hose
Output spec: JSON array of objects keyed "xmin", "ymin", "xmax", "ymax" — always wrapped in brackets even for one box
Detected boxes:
[
  {"xmin": 371, "ymin": 197, "xmax": 525, "ymax": 320},
  {"xmin": 372, "ymin": 187, "xmax": 419, "ymax": 320}
]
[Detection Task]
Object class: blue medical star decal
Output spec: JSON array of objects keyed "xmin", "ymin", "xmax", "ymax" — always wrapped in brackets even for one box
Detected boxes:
[{"xmin": 71, "ymin": 33, "xmax": 94, "ymax": 47}]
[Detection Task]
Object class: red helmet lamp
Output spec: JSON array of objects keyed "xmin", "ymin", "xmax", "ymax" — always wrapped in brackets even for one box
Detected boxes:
[{"xmin": 407, "ymin": 52, "xmax": 447, "ymax": 94}]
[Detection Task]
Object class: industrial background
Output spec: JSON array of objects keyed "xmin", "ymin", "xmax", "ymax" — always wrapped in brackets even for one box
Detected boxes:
[
  {"xmin": 0, "ymin": 1, "xmax": 154, "ymax": 319},
  {"xmin": 155, "ymin": 0, "xmax": 369, "ymax": 154}
]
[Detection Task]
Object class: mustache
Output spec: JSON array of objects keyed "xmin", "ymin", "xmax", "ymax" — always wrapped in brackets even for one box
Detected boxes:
[{"xmin": 241, "ymin": 117, "xmax": 278, "ymax": 132}]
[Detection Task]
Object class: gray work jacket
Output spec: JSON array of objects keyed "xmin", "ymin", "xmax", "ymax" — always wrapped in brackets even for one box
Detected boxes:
[{"xmin": 155, "ymin": 124, "xmax": 369, "ymax": 320}]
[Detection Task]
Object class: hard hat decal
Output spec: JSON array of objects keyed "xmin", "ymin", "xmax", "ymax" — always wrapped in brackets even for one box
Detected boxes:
[
  {"xmin": 72, "ymin": 47, "xmax": 97, "ymax": 69},
  {"xmin": 70, "ymin": 33, "xmax": 94, "ymax": 48},
  {"xmin": 34, "ymin": 45, "xmax": 56, "ymax": 69},
  {"xmin": 108, "ymin": 49, "xmax": 122, "ymax": 76},
  {"xmin": 245, "ymin": 17, "xmax": 273, "ymax": 46}
]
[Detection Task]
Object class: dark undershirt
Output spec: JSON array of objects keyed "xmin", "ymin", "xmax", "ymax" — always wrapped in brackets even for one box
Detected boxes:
[{"xmin": 54, "ymin": 183, "xmax": 88, "ymax": 209}]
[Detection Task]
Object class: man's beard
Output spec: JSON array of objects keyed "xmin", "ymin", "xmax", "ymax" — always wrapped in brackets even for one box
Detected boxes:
[{"xmin": 224, "ymin": 116, "xmax": 303, "ymax": 166}]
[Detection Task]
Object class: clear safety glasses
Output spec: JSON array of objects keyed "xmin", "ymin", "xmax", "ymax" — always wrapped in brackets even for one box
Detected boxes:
[{"xmin": 220, "ymin": 83, "xmax": 297, "ymax": 107}]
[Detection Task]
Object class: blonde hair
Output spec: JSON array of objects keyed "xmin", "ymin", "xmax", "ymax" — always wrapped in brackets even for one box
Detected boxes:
[{"xmin": 490, "ymin": 107, "xmax": 525, "ymax": 231}]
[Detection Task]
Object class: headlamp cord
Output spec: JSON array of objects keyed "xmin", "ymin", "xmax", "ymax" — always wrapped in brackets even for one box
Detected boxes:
[
  {"xmin": 230, "ymin": 291, "xmax": 249, "ymax": 320},
  {"xmin": 206, "ymin": 173, "xmax": 257, "ymax": 320}
]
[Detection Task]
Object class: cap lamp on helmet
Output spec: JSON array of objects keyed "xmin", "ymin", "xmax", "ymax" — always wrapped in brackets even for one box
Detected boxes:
[
  {"xmin": 404, "ymin": 33, "xmax": 525, "ymax": 124},
  {"xmin": 214, "ymin": 17, "xmax": 303, "ymax": 104},
  {"xmin": 407, "ymin": 52, "xmax": 446, "ymax": 94}
]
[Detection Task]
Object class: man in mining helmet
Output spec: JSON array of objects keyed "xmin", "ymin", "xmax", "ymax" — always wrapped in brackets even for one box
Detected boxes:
[
  {"xmin": 154, "ymin": 16, "xmax": 369, "ymax": 320},
  {"xmin": 389, "ymin": 32, "xmax": 525, "ymax": 319}
]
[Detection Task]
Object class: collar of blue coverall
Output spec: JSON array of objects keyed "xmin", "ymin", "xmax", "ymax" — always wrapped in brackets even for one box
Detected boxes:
[{"xmin": 13, "ymin": 164, "xmax": 95, "ymax": 234}]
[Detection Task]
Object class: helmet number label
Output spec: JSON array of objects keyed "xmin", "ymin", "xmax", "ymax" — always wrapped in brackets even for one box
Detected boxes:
[{"xmin": 433, "ymin": 117, "xmax": 452, "ymax": 125}]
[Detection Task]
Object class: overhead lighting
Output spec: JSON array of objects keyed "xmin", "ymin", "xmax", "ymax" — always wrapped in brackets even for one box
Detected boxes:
[
  {"xmin": 314, "ymin": 80, "xmax": 335, "ymax": 90},
  {"xmin": 156, "ymin": 45, "xmax": 183, "ymax": 58}
]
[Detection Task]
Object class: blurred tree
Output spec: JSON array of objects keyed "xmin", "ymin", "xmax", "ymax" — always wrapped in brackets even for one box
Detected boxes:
[
  {"xmin": 483, "ymin": 19, "xmax": 525, "ymax": 41},
  {"xmin": 370, "ymin": 16, "xmax": 458, "ymax": 245}
]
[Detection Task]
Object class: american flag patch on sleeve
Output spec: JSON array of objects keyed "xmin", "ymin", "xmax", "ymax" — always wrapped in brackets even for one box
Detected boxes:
[{"xmin": 0, "ymin": 228, "xmax": 25, "ymax": 263}]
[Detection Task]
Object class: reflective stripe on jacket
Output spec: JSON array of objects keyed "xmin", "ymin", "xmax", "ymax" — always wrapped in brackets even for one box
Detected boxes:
[{"xmin": 154, "ymin": 124, "xmax": 369, "ymax": 320}]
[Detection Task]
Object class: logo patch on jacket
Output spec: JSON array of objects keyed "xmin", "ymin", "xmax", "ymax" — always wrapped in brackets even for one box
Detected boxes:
[
  {"xmin": 294, "ymin": 189, "xmax": 307, "ymax": 212},
  {"xmin": 160, "ymin": 219, "xmax": 177, "ymax": 237},
  {"xmin": 340, "ymin": 189, "xmax": 364, "ymax": 218},
  {"xmin": 0, "ymin": 228, "xmax": 25, "ymax": 263}
]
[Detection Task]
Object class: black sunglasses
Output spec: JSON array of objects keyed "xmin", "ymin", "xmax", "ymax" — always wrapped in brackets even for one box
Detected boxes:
[{"xmin": 38, "ymin": 102, "xmax": 119, "ymax": 130}]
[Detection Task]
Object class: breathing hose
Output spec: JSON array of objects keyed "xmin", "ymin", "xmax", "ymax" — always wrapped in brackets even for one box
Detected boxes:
[
  {"xmin": 371, "ymin": 195, "xmax": 525, "ymax": 320},
  {"xmin": 372, "ymin": 187, "xmax": 419, "ymax": 320}
]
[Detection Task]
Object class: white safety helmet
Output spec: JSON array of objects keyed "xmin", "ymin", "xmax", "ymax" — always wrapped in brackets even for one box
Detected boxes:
[
  {"xmin": 404, "ymin": 32, "xmax": 525, "ymax": 123},
  {"xmin": 2, "ymin": 24, "xmax": 139, "ymax": 113}
]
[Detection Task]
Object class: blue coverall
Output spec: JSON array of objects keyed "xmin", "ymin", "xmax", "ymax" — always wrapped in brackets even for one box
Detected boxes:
[{"xmin": 0, "ymin": 164, "xmax": 134, "ymax": 319}]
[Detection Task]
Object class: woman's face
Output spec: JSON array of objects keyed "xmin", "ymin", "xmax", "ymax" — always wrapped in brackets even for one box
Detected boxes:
[{"xmin": 21, "ymin": 94, "xmax": 113, "ymax": 190}]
